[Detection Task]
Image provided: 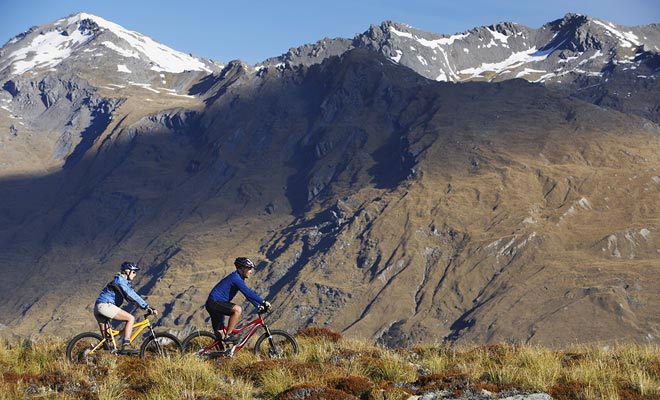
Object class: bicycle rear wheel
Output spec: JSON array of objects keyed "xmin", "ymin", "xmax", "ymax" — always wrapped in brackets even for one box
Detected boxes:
[
  {"xmin": 254, "ymin": 330, "xmax": 298, "ymax": 359},
  {"xmin": 66, "ymin": 332, "xmax": 106, "ymax": 364},
  {"xmin": 139, "ymin": 332, "xmax": 183, "ymax": 359},
  {"xmin": 181, "ymin": 331, "xmax": 225, "ymax": 358}
]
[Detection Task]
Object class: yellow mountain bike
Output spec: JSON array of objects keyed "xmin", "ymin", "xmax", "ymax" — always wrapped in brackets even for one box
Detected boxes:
[{"xmin": 66, "ymin": 313, "xmax": 182, "ymax": 364}]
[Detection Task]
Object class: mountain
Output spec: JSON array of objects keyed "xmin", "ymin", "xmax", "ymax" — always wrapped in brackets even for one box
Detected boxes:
[
  {"xmin": 265, "ymin": 15, "xmax": 660, "ymax": 124},
  {"xmin": 0, "ymin": 13, "xmax": 659, "ymax": 347},
  {"xmin": 0, "ymin": 12, "xmax": 220, "ymax": 80}
]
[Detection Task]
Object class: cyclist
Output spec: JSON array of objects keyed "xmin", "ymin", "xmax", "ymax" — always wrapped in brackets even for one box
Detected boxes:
[
  {"xmin": 205, "ymin": 257, "xmax": 271, "ymax": 345},
  {"xmin": 94, "ymin": 262, "xmax": 157, "ymax": 352}
]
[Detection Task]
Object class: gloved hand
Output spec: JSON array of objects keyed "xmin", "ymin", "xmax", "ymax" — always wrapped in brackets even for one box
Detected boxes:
[
  {"xmin": 258, "ymin": 301, "xmax": 272, "ymax": 313},
  {"xmin": 146, "ymin": 306, "xmax": 158, "ymax": 316}
]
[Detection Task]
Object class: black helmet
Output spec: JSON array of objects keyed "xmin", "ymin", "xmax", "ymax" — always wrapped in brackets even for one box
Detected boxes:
[
  {"xmin": 120, "ymin": 261, "xmax": 140, "ymax": 272},
  {"xmin": 234, "ymin": 257, "xmax": 255, "ymax": 269}
]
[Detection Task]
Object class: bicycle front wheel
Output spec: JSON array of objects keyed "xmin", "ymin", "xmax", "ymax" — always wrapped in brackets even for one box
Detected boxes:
[
  {"xmin": 66, "ymin": 332, "xmax": 106, "ymax": 364},
  {"xmin": 139, "ymin": 332, "xmax": 183, "ymax": 359},
  {"xmin": 254, "ymin": 330, "xmax": 298, "ymax": 359},
  {"xmin": 182, "ymin": 331, "xmax": 225, "ymax": 358}
]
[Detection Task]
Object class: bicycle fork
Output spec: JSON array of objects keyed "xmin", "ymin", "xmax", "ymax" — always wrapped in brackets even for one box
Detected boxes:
[
  {"xmin": 262, "ymin": 325, "xmax": 277, "ymax": 349},
  {"xmin": 146, "ymin": 325, "xmax": 163, "ymax": 355}
]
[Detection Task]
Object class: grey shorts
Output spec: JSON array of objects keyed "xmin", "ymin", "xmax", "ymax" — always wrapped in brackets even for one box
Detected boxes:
[{"xmin": 94, "ymin": 303, "xmax": 121, "ymax": 323}]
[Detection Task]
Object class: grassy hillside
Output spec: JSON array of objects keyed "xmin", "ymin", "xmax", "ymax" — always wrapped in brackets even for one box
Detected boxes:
[{"xmin": 1, "ymin": 328, "xmax": 659, "ymax": 399}]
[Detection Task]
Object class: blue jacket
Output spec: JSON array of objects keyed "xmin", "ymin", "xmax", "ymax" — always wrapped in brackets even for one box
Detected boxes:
[
  {"xmin": 207, "ymin": 270, "xmax": 263, "ymax": 307},
  {"xmin": 96, "ymin": 274, "xmax": 149, "ymax": 309}
]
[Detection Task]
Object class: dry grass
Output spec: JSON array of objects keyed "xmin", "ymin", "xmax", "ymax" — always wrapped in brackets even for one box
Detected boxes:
[{"xmin": 1, "ymin": 331, "xmax": 659, "ymax": 399}]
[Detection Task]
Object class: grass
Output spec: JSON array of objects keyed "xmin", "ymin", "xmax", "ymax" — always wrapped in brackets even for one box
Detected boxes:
[{"xmin": 1, "ymin": 328, "xmax": 659, "ymax": 399}]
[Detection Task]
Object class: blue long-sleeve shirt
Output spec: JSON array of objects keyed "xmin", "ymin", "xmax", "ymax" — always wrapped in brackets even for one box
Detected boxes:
[
  {"xmin": 207, "ymin": 270, "xmax": 263, "ymax": 307},
  {"xmin": 96, "ymin": 274, "xmax": 149, "ymax": 309}
]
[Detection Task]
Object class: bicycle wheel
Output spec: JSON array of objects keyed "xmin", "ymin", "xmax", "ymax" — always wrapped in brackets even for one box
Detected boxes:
[
  {"xmin": 66, "ymin": 332, "xmax": 106, "ymax": 364},
  {"xmin": 182, "ymin": 331, "xmax": 225, "ymax": 358},
  {"xmin": 253, "ymin": 330, "xmax": 298, "ymax": 359},
  {"xmin": 139, "ymin": 332, "xmax": 183, "ymax": 359}
]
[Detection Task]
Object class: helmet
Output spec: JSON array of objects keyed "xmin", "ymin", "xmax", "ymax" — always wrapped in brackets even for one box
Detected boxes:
[
  {"xmin": 234, "ymin": 257, "xmax": 255, "ymax": 269},
  {"xmin": 120, "ymin": 261, "xmax": 140, "ymax": 272}
]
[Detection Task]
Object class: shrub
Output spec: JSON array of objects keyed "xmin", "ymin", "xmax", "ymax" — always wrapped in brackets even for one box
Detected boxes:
[
  {"xmin": 329, "ymin": 375, "xmax": 374, "ymax": 397},
  {"xmin": 548, "ymin": 379, "xmax": 591, "ymax": 400},
  {"xmin": 415, "ymin": 371, "xmax": 471, "ymax": 392},
  {"xmin": 366, "ymin": 384, "xmax": 410, "ymax": 400},
  {"xmin": 277, "ymin": 384, "xmax": 358, "ymax": 399},
  {"xmin": 297, "ymin": 327, "xmax": 343, "ymax": 342}
]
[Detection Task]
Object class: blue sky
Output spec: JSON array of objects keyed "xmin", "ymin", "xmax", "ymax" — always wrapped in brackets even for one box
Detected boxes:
[{"xmin": 2, "ymin": 0, "xmax": 658, "ymax": 64}]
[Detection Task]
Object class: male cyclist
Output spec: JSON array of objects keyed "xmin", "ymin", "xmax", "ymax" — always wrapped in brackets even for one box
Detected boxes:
[
  {"xmin": 94, "ymin": 262, "xmax": 157, "ymax": 352},
  {"xmin": 205, "ymin": 257, "xmax": 271, "ymax": 345}
]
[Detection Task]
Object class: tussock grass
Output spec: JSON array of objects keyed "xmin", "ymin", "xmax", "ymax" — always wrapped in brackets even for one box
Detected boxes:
[{"xmin": 1, "ymin": 332, "xmax": 659, "ymax": 399}]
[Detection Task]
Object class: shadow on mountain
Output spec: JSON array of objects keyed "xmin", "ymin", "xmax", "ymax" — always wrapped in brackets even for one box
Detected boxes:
[
  {"xmin": 63, "ymin": 106, "xmax": 116, "ymax": 169},
  {"xmin": 0, "ymin": 50, "xmax": 435, "ymax": 322}
]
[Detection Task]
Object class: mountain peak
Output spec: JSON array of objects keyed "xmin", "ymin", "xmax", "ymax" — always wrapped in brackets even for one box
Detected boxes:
[{"xmin": 0, "ymin": 12, "xmax": 216, "ymax": 78}]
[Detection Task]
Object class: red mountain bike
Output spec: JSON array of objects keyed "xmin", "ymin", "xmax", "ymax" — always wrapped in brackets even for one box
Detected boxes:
[{"xmin": 182, "ymin": 309, "xmax": 298, "ymax": 359}]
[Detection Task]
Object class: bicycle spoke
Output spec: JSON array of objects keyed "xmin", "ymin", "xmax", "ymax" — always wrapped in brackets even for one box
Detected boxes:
[
  {"xmin": 140, "ymin": 333, "xmax": 183, "ymax": 359},
  {"xmin": 254, "ymin": 330, "xmax": 299, "ymax": 359},
  {"xmin": 182, "ymin": 331, "xmax": 225, "ymax": 358},
  {"xmin": 66, "ymin": 332, "xmax": 107, "ymax": 364}
]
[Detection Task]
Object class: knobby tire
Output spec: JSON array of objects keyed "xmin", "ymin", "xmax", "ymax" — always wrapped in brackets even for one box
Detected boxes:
[
  {"xmin": 181, "ymin": 330, "xmax": 225, "ymax": 358},
  {"xmin": 253, "ymin": 329, "xmax": 298, "ymax": 358},
  {"xmin": 139, "ymin": 332, "xmax": 183, "ymax": 359},
  {"xmin": 66, "ymin": 332, "xmax": 105, "ymax": 364}
]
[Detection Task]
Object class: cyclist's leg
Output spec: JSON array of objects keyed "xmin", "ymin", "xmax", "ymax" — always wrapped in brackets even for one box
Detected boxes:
[
  {"xmin": 94, "ymin": 303, "xmax": 117, "ymax": 349},
  {"xmin": 205, "ymin": 299, "xmax": 223, "ymax": 341},
  {"xmin": 98, "ymin": 322, "xmax": 108, "ymax": 338},
  {"xmin": 206, "ymin": 300, "xmax": 238, "ymax": 340},
  {"xmin": 112, "ymin": 308, "xmax": 135, "ymax": 340},
  {"xmin": 225, "ymin": 304, "xmax": 242, "ymax": 334}
]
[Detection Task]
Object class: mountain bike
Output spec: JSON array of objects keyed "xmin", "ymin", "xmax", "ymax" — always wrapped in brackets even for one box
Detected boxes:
[
  {"xmin": 181, "ymin": 308, "xmax": 298, "ymax": 359},
  {"xmin": 66, "ymin": 313, "xmax": 182, "ymax": 364}
]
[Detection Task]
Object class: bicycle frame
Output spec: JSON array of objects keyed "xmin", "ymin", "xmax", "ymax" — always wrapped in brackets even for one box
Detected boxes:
[
  {"xmin": 199, "ymin": 313, "xmax": 268, "ymax": 355},
  {"xmin": 67, "ymin": 312, "xmax": 183, "ymax": 364},
  {"xmin": 92, "ymin": 314, "xmax": 155, "ymax": 352}
]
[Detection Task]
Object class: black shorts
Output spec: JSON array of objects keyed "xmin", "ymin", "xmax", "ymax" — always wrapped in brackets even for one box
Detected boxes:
[{"xmin": 205, "ymin": 299, "xmax": 236, "ymax": 331}]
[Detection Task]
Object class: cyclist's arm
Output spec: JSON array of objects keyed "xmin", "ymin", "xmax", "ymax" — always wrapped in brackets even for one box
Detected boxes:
[
  {"xmin": 234, "ymin": 277, "xmax": 264, "ymax": 308},
  {"xmin": 116, "ymin": 276, "xmax": 149, "ymax": 309}
]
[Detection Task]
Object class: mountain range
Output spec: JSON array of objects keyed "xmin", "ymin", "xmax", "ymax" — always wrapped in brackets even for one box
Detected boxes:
[{"xmin": 0, "ymin": 12, "xmax": 659, "ymax": 347}]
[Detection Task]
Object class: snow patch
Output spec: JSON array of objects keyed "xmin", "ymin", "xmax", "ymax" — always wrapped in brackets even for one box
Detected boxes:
[
  {"xmin": 128, "ymin": 81, "xmax": 160, "ymax": 93},
  {"xmin": 515, "ymin": 68, "xmax": 547, "ymax": 78},
  {"xmin": 7, "ymin": 28, "xmax": 91, "ymax": 75},
  {"xmin": 592, "ymin": 20, "xmax": 640, "ymax": 48},
  {"xmin": 74, "ymin": 13, "xmax": 211, "ymax": 73},
  {"xmin": 389, "ymin": 26, "xmax": 469, "ymax": 48},
  {"xmin": 391, "ymin": 50, "xmax": 403, "ymax": 63},
  {"xmin": 101, "ymin": 41, "xmax": 140, "ymax": 59},
  {"xmin": 488, "ymin": 27, "xmax": 510, "ymax": 44},
  {"xmin": 578, "ymin": 197, "xmax": 591, "ymax": 210}
]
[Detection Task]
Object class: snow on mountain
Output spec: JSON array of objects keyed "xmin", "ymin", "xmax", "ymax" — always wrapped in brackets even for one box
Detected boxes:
[
  {"xmin": 1, "ymin": 12, "xmax": 215, "ymax": 78},
  {"xmin": 67, "ymin": 13, "xmax": 212, "ymax": 73},
  {"xmin": 7, "ymin": 24, "xmax": 92, "ymax": 75},
  {"xmin": 266, "ymin": 14, "xmax": 659, "ymax": 86},
  {"xmin": 591, "ymin": 19, "xmax": 641, "ymax": 48},
  {"xmin": 378, "ymin": 16, "xmax": 655, "ymax": 83}
]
